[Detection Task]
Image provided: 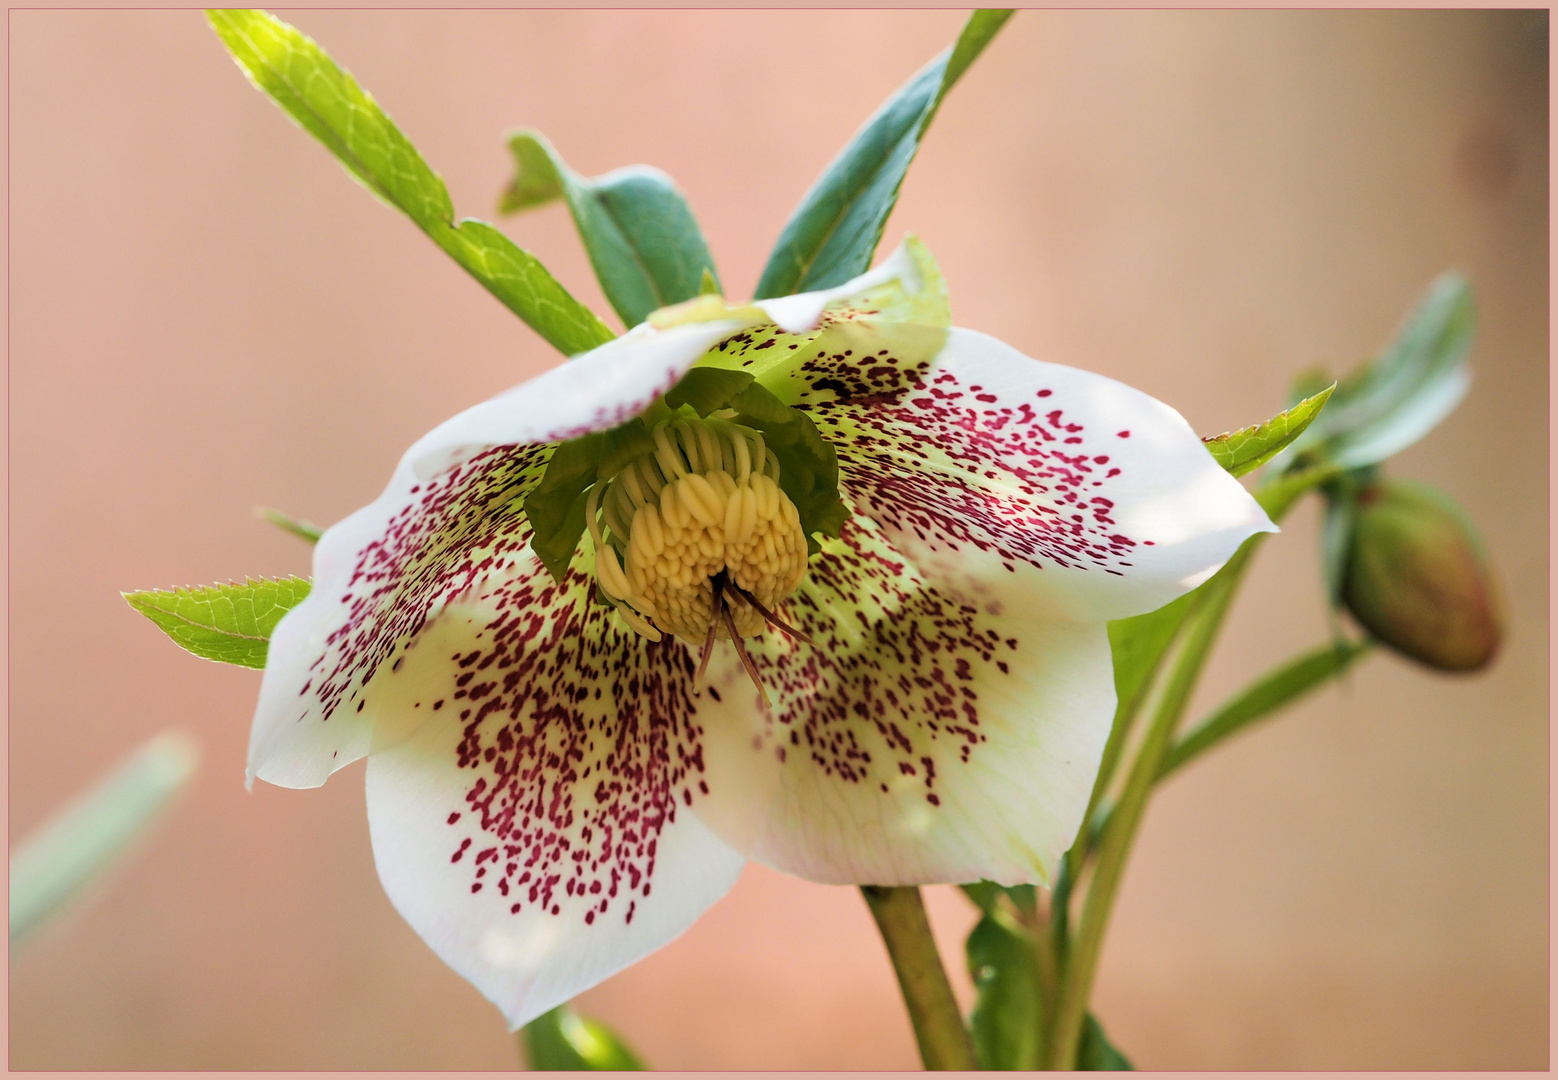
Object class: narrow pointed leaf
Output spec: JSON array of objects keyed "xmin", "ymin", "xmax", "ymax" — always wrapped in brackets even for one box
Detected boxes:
[
  {"xmin": 1080, "ymin": 593, "xmax": 1197, "ymax": 826},
  {"xmin": 522, "ymin": 1005, "xmax": 647, "ymax": 1070},
  {"xmin": 1320, "ymin": 489, "xmax": 1359, "ymax": 609},
  {"xmin": 1286, "ymin": 273, "xmax": 1474, "ymax": 468},
  {"xmin": 1202, "ymin": 384, "xmax": 1334, "ymax": 477},
  {"xmin": 124, "ymin": 576, "xmax": 312, "ymax": 668},
  {"xmin": 1109, "ymin": 593, "xmax": 1197, "ymax": 724},
  {"xmin": 966, "ymin": 908, "xmax": 1044, "ymax": 1070},
  {"xmin": 754, "ymin": 10, "xmax": 1013, "ymax": 298},
  {"xmin": 1160, "ymin": 640, "xmax": 1372, "ymax": 780},
  {"xmin": 207, "ymin": 9, "xmax": 613, "ymax": 356},
  {"xmin": 259, "ymin": 506, "xmax": 322, "ymax": 543},
  {"xmin": 10, "ymin": 731, "xmax": 199, "ymax": 945},
  {"xmin": 501, "ymin": 131, "xmax": 721, "ymax": 328}
]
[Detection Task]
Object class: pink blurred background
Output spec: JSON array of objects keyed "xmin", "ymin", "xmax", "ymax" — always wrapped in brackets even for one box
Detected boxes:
[{"xmin": 8, "ymin": 9, "xmax": 1547, "ymax": 1070}]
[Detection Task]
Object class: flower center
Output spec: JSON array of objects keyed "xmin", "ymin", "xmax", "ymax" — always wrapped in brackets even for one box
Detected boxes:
[{"xmin": 585, "ymin": 416, "xmax": 810, "ymax": 665}]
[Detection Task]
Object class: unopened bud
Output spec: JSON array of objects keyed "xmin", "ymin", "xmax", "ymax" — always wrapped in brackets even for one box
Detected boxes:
[{"xmin": 1342, "ymin": 480, "xmax": 1502, "ymax": 671}]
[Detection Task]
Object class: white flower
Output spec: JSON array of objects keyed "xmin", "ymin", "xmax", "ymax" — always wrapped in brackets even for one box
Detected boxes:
[{"xmin": 248, "ymin": 238, "xmax": 1274, "ymax": 1027}]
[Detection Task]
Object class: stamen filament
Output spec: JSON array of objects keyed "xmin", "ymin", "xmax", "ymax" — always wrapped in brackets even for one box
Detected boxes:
[
  {"xmin": 727, "ymin": 581, "xmax": 819, "ymax": 648},
  {"xmin": 720, "ymin": 596, "xmax": 771, "ymax": 707},
  {"xmin": 696, "ymin": 575, "xmax": 723, "ymax": 683}
]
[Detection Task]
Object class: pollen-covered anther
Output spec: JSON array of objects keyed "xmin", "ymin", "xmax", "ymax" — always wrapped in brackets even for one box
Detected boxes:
[{"xmin": 585, "ymin": 417, "xmax": 809, "ymax": 649}]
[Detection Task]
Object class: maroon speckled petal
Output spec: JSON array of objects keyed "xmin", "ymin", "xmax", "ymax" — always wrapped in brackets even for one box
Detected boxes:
[
  {"xmin": 362, "ymin": 564, "xmax": 744, "ymax": 1029},
  {"xmin": 691, "ymin": 513, "xmax": 1115, "ymax": 886},
  {"xmin": 792, "ymin": 328, "xmax": 1276, "ymax": 622},
  {"xmin": 249, "ymin": 320, "xmax": 746, "ymax": 790}
]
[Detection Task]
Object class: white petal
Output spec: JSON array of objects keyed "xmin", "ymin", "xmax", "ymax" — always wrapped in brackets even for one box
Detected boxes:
[
  {"xmin": 799, "ymin": 327, "xmax": 1276, "ymax": 623},
  {"xmin": 363, "ymin": 578, "xmax": 746, "ymax": 1029},
  {"xmin": 249, "ymin": 320, "xmax": 746, "ymax": 789},
  {"xmin": 406, "ymin": 319, "xmax": 746, "ymax": 481},
  {"xmin": 248, "ymin": 441, "xmax": 552, "ymax": 787},
  {"xmin": 691, "ymin": 517, "xmax": 1114, "ymax": 887},
  {"xmin": 752, "ymin": 238, "xmax": 935, "ymax": 334}
]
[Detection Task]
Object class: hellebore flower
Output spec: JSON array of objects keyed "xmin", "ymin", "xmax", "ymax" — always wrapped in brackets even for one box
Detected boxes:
[{"xmin": 248, "ymin": 238, "xmax": 1273, "ymax": 1027}]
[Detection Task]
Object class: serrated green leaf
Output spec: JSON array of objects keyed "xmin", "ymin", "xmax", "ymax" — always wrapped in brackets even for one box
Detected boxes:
[
  {"xmin": 1077, "ymin": 1013, "xmax": 1133, "ymax": 1070},
  {"xmin": 522, "ymin": 1005, "xmax": 646, "ymax": 1070},
  {"xmin": 124, "ymin": 576, "xmax": 312, "ymax": 668},
  {"xmin": 966, "ymin": 907, "xmax": 1044, "ymax": 1070},
  {"xmin": 1160, "ymin": 639, "xmax": 1371, "ymax": 780},
  {"xmin": 1286, "ymin": 273, "xmax": 1474, "ymax": 468},
  {"xmin": 1202, "ymin": 384, "xmax": 1334, "ymax": 478},
  {"xmin": 207, "ymin": 10, "xmax": 613, "ymax": 356},
  {"xmin": 501, "ymin": 131, "xmax": 720, "ymax": 328},
  {"xmin": 10, "ymin": 731, "xmax": 199, "ymax": 946},
  {"xmin": 754, "ymin": 10, "xmax": 1013, "ymax": 298}
]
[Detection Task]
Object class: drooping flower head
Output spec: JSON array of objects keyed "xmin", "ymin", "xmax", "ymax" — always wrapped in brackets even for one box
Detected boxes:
[{"xmin": 249, "ymin": 239, "xmax": 1273, "ymax": 1027}]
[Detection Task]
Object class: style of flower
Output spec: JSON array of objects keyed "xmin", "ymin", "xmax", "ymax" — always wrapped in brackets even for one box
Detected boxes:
[{"xmin": 248, "ymin": 238, "xmax": 1274, "ymax": 1027}]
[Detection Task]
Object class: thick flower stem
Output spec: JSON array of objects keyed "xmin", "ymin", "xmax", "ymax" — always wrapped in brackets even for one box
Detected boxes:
[
  {"xmin": 861, "ymin": 885, "xmax": 977, "ymax": 1071},
  {"xmin": 1046, "ymin": 539, "xmax": 1260, "ymax": 1069}
]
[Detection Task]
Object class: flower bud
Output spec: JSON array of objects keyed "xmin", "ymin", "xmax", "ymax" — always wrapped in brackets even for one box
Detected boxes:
[{"xmin": 1342, "ymin": 479, "xmax": 1502, "ymax": 671}]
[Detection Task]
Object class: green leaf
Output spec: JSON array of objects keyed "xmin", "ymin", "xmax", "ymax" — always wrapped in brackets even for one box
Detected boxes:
[
  {"xmin": 498, "ymin": 130, "xmax": 565, "ymax": 211},
  {"xmin": 11, "ymin": 731, "xmax": 199, "ymax": 945},
  {"xmin": 1109, "ymin": 593, "xmax": 1197, "ymax": 724},
  {"xmin": 966, "ymin": 908, "xmax": 1044, "ymax": 1070},
  {"xmin": 501, "ymin": 131, "xmax": 721, "ymax": 328},
  {"xmin": 1078, "ymin": 594, "xmax": 1198, "ymax": 834},
  {"xmin": 206, "ymin": 10, "xmax": 613, "ymax": 356},
  {"xmin": 124, "ymin": 576, "xmax": 312, "ymax": 669},
  {"xmin": 754, "ymin": 10, "xmax": 1013, "ymax": 298},
  {"xmin": 1202, "ymin": 384, "xmax": 1335, "ymax": 478},
  {"xmin": 522, "ymin": 1005, "xmax": 646, "ymax": 1070},
  {"xmin": 1077, "ymin": 1013, "xmax": 1134, "ymax": 1070},
  {"xmin": 259, "ymin": 506, "xmax": 322, "ymax": 543},
  {"xmin": 1287, "ymin": 273, "xmax": 1474, "ymax": 469},
  {"xmin": 960, "ymin": 880, "xmax": 1002, "ymax": 912},
  {"xmin": 1160, "ymin": 640, "xmax": 1372, "ymax": 781},
  {"xmin": 960, "ymin": 880, "xmax": 1038, "ymax": 916},
  {"xmin": 1319, "ymin": 481, "xmax": 1362, "ymax": 609}
]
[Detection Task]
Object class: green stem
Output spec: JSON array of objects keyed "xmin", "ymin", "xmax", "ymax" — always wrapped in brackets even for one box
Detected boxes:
[
  {"xmin": 1159, "ymin": 639, "xmax": 1373, "ymax": 780},
  {"xmin": 861, "ymin": 885, "xmax": 978, "ymax": 1071},
  {"xmin": 1047, "ymin": 540, "xmax": 1260, "ymax": 1068}
]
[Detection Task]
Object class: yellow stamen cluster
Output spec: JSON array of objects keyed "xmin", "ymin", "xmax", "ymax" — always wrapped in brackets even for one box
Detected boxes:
[{"xmin": 586, "ymin": 416, "xmax": 809, "ymax": 644}]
